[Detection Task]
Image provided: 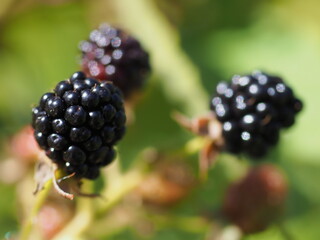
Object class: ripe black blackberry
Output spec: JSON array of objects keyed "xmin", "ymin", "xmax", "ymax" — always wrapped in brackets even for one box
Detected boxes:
[
  {"xmin": 79, "ymin": 24, "xmax": 150, "ymax": 98},
  {"xmin": 32, "ymin": 71, "xmax": 126, "ymax": 180},
  {"xmin": 210, "ymin": 71, "xmax": 303, "ymax": 158}
]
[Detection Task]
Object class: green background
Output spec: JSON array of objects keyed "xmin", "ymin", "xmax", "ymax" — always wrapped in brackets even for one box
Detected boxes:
[{"xmin": 0, "ymin": 0, "xmax": 319, "ymax": 239}]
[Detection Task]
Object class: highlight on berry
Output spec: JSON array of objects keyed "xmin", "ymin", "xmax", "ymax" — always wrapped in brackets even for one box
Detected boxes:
[
  {"xmin": 173, "ymin": 70, "xmax": 303, "ymax": 176},
  {"xmin": 31, "ymin": 71, "xmax": 126, "ymax": 198},
  {"xmin": 211, "ymin": 70, "xmax": 303, "ymax": 158},
  {"xmin": 79, "ymin": 23, "xmax": 150, "ymax": 98}
]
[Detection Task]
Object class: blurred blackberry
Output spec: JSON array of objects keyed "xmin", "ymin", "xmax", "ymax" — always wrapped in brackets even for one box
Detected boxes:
[
  {"xmin": 32, "ymin": 71, "xmax": 126, "ymax": 180},
  {"xmin": 210, "ymin": 71, "xmax": 303, "ymax": 158},
  {"xmin": 223, "ymin": 164, "xmax": 288, "ymax": 233},
  {"xmin": 79, "ymin": 24, "xmax": 150, "ymax": 98}
]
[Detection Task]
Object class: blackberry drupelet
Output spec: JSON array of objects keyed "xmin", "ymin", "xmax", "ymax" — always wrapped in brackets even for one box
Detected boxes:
[
  {"xmin": 79, "ymin": 24, "xmax": 150, "ymax": 98},
  {"xmin": 210, "ymin": 71, "xmax": 303, "ymax": 158},
  {"xmin": 32, "ymin": 71, "xmax": 126, "ymax": 180}
]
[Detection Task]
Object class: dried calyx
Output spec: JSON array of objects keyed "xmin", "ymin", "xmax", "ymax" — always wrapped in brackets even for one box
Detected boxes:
[{"xmin": 174, "ymin": 70, "xmax": 303, "ymax": 174}]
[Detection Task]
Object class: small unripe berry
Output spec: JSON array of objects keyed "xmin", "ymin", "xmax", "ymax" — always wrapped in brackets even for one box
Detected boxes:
[{"xmin": 223, "ymin": 164, "xmax": 288, "ymax": 233}]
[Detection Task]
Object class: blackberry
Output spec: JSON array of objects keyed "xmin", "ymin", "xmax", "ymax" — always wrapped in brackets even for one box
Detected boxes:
[
  {"xmin": 79, "ymin": 24, "xmax": 150, "ymax": 98},
  {"xmin": 223, "ymin": 164, "xmax": 287, "ymax": 233},
  {"xmin": 210, "ymin": 71, "xmax": 303, "ymax": 158},
  {"xmin": 32, "ymin": 71, "xmax": 126, "ymax": 180}
]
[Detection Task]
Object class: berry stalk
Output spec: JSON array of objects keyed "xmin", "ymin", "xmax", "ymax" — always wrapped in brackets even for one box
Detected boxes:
[
  {"xmin": 19, "ymin": 176, "xmax": 53, "ymax": 240},
  {"xmin": 51, "ymin": 181, "xmax": 95, "ymax": 240},
  {"xmin": 96, "ymin": 161, "xmax": 146, "ymax": 217},
  {"xmin": 111, "ymin": 0, "xmax": 209, "ymax": 115}
]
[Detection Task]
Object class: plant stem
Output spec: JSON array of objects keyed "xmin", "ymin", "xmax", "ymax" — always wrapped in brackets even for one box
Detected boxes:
[
  {"xmin": 96, "ymin": 166, "xmax": 145, "ymax": 218},
  {"xmin": 152, "ymin": 215, "xmax": 211, "ymax": 233},
  {"xmin": 112, "ymin": 0, "xmax": 209, "ymax": 115},
  {"xmin": 19, "ymin": 179, "xmax": 53, "ymax": 240},
  {"xmin": 52, "ymin": 181, "xmax": 94, "ymax": 240},
  {"xmin": 278, "ymin": 222, "xmax": 295, "ymax": 240},
  {"xmin": 51, "ymin": 161, "xmax": 145, "ymax": 239}
]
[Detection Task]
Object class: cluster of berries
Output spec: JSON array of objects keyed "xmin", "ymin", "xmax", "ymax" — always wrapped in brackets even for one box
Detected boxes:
[
  {"xmin": 79, "ymin": 24, "xmax": 150, "ymax": 98},
  {"xmin": 31, "ymin": 24, "xmax": 150, "ymax": 180},
  {"xmin": 210, "ymin": 71, "xmax": 303, "ymax": 158},
  {"xmin": 32, "ymin": 72, "xmax": 126, "ymax": 180}
]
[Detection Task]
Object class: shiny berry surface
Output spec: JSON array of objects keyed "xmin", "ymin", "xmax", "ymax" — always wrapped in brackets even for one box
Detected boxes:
[
  {"xmin": 210, "ymin": 71, "xmax": 303, "ymax": 158},
  {"xmin": 63, "ymin": 91, "xmax": 80, "ymax": 106},
  {"xmin": 32, "ymin": 71, "xmax": 126, "ymax": 179},
  {"xmin": 79, "ymin": 24, "xmax": 150, "ymax": 98},
  {"xmin": 54, "ymin": 81, "xmax": 73, "ymax": 97}
]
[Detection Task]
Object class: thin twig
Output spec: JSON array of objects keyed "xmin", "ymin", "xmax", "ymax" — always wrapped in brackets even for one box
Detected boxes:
[
  {"xmin": 57, "ymin": 172, "xmax": 76, "ymax": 183},
  {"xmin": 96, "ymin": 167, "xmax": 145, "ymax": 217},
  {"xmin": 52, "ymin": 166, "xmax": 74, "ymax": 200}
]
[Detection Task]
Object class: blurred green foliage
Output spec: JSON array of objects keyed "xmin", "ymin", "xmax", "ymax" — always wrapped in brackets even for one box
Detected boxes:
[{"xmin": 0, "ymin": 0, "xmax": 320, "ymax": 239}]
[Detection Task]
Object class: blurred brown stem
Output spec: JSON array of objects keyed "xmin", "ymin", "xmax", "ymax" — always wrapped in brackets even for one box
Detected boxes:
[
  {"xmin": 19, "ymin": 179, "xmax": 53, "ymax": 240},
  {"xmin": 111, "ymin": 0, "xmax": 209, "ymax": 115},
  {"xmin": 0, "ymin": 0, "xmax": 35, "ymax": 24}
]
